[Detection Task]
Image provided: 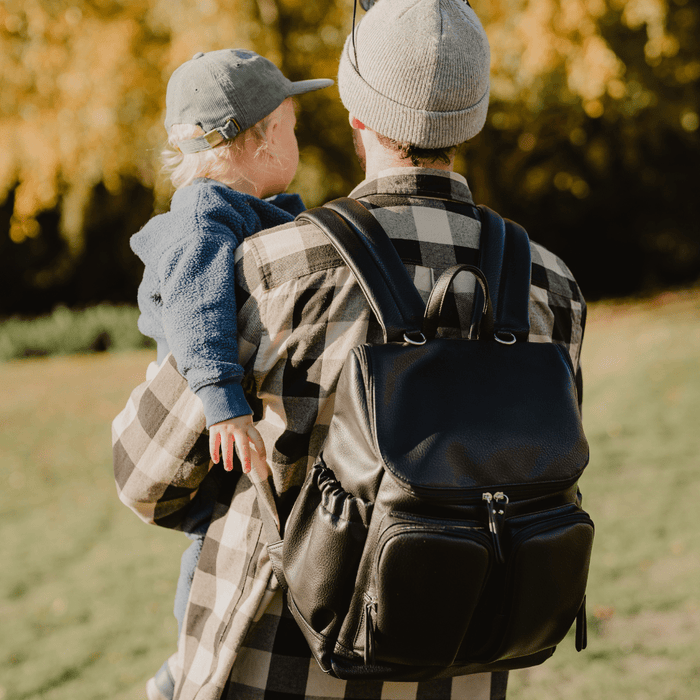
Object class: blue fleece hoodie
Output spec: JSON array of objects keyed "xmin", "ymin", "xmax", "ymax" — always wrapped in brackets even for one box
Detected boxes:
[{"xmin": 131, "ymin": 178, "xmax": 305, "ymax": 427}]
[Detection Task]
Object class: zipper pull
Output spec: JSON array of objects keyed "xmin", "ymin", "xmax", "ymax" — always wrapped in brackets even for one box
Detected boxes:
[
  {"xmin": 483, "ymin": 492, "xmax": 505, "ymax": 564},
  {"xmin": 575, "ymin": 595, "xmax": 588, "ymax": 651},
  {"xmin": 494, "ymin": 491, "xmax": 509, "ymax": 529},
  {"xmin": 363, "ymin": 593, "xmax": 377, "ymax": 665}
]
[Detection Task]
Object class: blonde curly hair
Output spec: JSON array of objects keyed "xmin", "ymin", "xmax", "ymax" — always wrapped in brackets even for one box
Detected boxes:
[{"xmin": 161, "ymin": 114, "xmax": 274, "ymax": 191}]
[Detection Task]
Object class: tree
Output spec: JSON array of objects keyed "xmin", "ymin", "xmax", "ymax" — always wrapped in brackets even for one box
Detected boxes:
[{"xmin": 0, "ymin": 0, "xmax": 698, "ymax": 315}]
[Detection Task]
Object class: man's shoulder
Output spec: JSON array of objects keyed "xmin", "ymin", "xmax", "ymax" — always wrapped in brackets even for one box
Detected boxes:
[
  {"xmin": 234, "ymin": 216, "xmax": 345, "ymax": 291},
  {"xmin": 528, "ymin": 239, "xmax": 584, "ymax": 304}
]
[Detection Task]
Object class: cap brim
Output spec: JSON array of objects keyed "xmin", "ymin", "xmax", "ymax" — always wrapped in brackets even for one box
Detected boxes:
[{"xmin": 288, "ymin": 78, "xmax": 334, "ymax": 95}]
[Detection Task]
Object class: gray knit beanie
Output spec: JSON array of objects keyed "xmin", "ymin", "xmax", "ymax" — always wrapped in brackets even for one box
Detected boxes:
[{"xmin": 338, "ymin": 0, "xmax": 491, "ymax": 148}]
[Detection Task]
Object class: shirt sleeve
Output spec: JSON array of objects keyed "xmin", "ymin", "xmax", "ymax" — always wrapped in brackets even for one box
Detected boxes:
[
  {"xmin": 158, "ymin": 229, "xmax": 252, "ymax": 427},
  {"xmin": 575, "ymin": 299, "xmax": 586, "ymax": 412},
  {"xmin": 112, "ymin": 354, "xmax": 211, "ymax": 529}
]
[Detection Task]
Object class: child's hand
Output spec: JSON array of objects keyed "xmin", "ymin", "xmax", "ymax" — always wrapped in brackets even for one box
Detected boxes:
[{"xmin": 209, "ymin": 415, "xmax": 268, "ymax": 477}]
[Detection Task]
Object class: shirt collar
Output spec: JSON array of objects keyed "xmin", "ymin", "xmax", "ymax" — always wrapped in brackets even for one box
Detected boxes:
[{"xmin": 349, "ymin": 167, "xmax": 475, "ymax": 205}]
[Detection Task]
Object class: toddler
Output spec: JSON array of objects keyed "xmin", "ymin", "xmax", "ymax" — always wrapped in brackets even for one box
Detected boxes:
[{"xmin": 130, "ymin": 48, "xmax": 332, "ymax": 700}]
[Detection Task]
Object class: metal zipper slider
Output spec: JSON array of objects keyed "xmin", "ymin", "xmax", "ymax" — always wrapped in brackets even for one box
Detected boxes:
[
  {"xmin": 494, "ymin": 492, "xmax": 509, "ymax": 527},
  {"xmin": 483, "ymin": 492, "xmax": 505, "ymax": 564}
]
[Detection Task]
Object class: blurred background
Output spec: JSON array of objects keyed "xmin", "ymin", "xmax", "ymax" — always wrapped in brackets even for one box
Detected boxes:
[
  {"xmin": 0, "ymin": 0, "xmax": 698, "ymax": 319},
  {"xmin": 1, "ymin": 0, "xmax": 699, "ymax": 699}
]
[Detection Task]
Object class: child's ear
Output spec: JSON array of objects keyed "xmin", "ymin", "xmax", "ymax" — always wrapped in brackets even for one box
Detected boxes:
[{"xmin": 265, "ymin": 112, "xmax": 282, "ymax": 148}]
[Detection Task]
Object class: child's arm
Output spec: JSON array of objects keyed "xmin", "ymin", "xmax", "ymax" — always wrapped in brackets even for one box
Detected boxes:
[
  {"xmin": 159, "ymin": 229, "xmax": 252, "ymax": 427},
  {"xmin": 209, "ymin": 414, "xmax": 269, "ymax": 480}
]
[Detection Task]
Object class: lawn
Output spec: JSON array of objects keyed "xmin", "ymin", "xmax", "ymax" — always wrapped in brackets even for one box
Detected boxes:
[{"xmin": 1, "ymin": 289, "xmax": 699, "ymax": 700}]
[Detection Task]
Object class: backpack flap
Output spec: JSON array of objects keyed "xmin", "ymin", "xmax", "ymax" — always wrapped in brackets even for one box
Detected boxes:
[{"xmin": 365, "ymin": 278, "xmax": 588, "ymax": 498}]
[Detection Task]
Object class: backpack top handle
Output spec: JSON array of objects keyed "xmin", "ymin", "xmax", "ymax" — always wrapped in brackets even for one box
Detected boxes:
[
  {"xmin": 423, "ymin": 264, "xmax": 495, "ymax": 341},
  {"xmin": 298, "ymin": 199, "xmax": 531, "ymax": 344}
]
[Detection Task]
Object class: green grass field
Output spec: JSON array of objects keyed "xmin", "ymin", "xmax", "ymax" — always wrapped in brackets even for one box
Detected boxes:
[{"xmin": 1, "ymin": 290, "xmax": 699, "ymax": 700}]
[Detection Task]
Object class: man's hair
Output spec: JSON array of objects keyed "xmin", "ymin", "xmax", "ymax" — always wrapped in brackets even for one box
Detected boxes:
[
  {"xmin": 374, "ymin": 132, "xmax": 455, "ymax": 167},
  {"xmin": 161, "ymin": 115, "xmax": 273, "ymax": 190}
]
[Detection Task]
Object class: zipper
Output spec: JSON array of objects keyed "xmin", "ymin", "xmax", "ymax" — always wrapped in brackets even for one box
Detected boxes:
[
  {"xmin": 482, "ymin": 492, "xmax": 509, "ymax": 564},
  {"xmin": 363, "ymin": 593, "xmax": 377, "ymax": 665},
  {"xmin": 576, "ymin": 595, "xmax": 588, "ymax": 651},
  {"xmin": 384, "ymin": 469, "xmax": 583, "ymax": 504},
  {"xmin": 509, "ymin": 509, "xmax": 593, "ymax": 552}
]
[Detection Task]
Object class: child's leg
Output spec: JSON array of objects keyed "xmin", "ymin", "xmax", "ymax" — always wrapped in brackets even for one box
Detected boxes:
[
  {"xmin": 147, "ymin": 464, "xmax": 228, "ymax": 699},
  {"xmin": 173, "ymin": 533, "xmax": 206, "ymax": 635},
  {"xmin": 148, "ymin": 533, "xmax": 205, "ymax": 700},
  {"xmin": 146, "ymin": 653, "xmax": 177, "ymax": 700}
]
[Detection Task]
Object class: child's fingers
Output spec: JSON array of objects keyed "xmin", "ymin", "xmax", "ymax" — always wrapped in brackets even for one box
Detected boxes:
[
  {"xmin": 210, "ymin": 431, "xmax": 220, "ymax": 464},
  {"xmin": 249, "ymin": 444, "xmax": 271, "ymax": 482},
  {"xmin": 236, "ymin": 436, "xmax": 252, "ymax": 474},
  {"xmin": 222, "ymin": 432, "xmax": 235, "ymax": 472},
  {"xmin": 247, "ymin": 426, "xmax": 267, "ymax": 460}
]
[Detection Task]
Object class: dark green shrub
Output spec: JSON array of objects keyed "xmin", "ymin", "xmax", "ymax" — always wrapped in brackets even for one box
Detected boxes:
[{"xmin": 0, "ymin": 305, "xmax": 155, "ymax": 361}]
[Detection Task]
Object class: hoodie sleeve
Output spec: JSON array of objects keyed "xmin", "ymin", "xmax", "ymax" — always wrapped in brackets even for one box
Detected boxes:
[{"xmin": 158, "ymin": 228, "xmax": 252, "ymax": 428}]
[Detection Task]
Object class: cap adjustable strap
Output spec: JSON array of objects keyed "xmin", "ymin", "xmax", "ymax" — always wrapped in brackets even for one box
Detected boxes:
[{"xmin": 177, "ymin": 118, "xmax": 241, "ymax": 154}]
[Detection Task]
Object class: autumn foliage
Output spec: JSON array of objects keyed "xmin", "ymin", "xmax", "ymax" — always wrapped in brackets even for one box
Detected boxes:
[{"xmin": 1, "ymin": 0, "xmax": 698, "ymax": 315}]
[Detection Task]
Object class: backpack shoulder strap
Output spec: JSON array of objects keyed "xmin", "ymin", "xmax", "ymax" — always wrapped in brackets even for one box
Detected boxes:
[
  {"xmin": 499, "ymin": 215, "xmax": 531, "ymax": 342},
  {"xmin": 475, "ymin": 206, "xmax": 531, "ymax": 342},
  {"xmin": 297, "ymin": 198, "xmax": 425, "ymax": 343}
]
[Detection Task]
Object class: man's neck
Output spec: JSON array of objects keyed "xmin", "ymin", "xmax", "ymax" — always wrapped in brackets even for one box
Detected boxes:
[
  {"xmin": 364, "ymin": 152, "xmax": 454, "ymax": 181},
  {"xmin": 359, "ymin": 130, "xmax": 455, "ymax": 180}
]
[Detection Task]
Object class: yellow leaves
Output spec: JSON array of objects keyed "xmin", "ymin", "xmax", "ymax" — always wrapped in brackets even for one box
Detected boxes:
[
  {"xmin": 6, "ymin": 119, "xmax": 60, "ymax": 244},
  {"xmin": 621, "ymin": 0, "xmax": 679, "ymax": 65},
  {"xmin": 554, "ymin": 171, "xmax": 591, "ymax": 198},
  {"xmin": 584, "ymin": 99, "xmax": 605, "ymax": 118},
  {"xmin": 517, "ymin": 132, "xmax": 537, "ymax": 152},
  {"xmin": 675, "ymin": 61, "xmax": 700, "ymax": 84},
  {"xmin": 568, "ymin": 34, "xmax": 626, "ymax": 104},
  {"xmin": 0, "ymin": 2, "xmax": 167, "ymax": 248},
  {"xmin": 9, "ymin": 217, "xmax": 40, "ymax": 244},
  {"xmin": 483, "ymin": 0, "xmax": 626, "ymax": 109}
]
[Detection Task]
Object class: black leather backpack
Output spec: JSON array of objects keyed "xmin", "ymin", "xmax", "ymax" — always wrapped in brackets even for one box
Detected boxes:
[{"xmin": 263, "ymin": 198, "xmax": 593, "ymax": 681}]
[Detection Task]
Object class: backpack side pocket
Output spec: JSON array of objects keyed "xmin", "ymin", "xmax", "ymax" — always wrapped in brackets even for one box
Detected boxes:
[{"xmin": 282, "ymin": 464, "xmax": 373, "ymax": 665}]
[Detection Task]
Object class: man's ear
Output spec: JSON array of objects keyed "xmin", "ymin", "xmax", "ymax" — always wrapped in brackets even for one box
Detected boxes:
[{"xmin": 349, "ymin": 115, "xmax": 366, "ymax": 130}]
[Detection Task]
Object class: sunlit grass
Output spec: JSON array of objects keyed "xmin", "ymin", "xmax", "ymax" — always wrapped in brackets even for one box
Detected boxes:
[
  {"xmin": 510, "ymin": 289, "xmax": 700, "ymax": 700},
  {"xmin": 0, "ymin": 350, "xmax": 185, "ymax": 700},
  {"xmin": 1, "ymin": 290, "xmax": 699, "ymax": 699}
]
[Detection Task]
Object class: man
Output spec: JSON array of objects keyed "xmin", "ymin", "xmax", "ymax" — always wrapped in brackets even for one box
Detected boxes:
[{"xmin": 113, "ymin": 1, "xmax": 585, "ymax": 699}]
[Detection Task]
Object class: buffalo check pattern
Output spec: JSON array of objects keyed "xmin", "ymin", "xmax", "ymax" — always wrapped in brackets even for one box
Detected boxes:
[{"xmin": 113, "ymin": 167, "xmax": 586, "ymax": 700}]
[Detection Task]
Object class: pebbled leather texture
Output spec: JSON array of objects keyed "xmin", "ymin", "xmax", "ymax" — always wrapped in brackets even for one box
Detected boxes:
[{"xmin": 368, "ymin": 340, "xmax": 588, "ymax": 492}]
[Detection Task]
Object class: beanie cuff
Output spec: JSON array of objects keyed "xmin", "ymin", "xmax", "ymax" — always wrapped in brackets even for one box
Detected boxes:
[{"xmin": 338, "ymin": 40, "xmax": 489, "ymax": 149}]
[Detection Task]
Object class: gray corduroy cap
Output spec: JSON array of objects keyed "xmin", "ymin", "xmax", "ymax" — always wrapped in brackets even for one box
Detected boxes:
[
  {"xmin": 166, "ymin": 49, "xmax": 333, "ymax": 154},
  {"xmin": 338, "ymin": 0, "xmax": 491, "ymax": 149}
]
